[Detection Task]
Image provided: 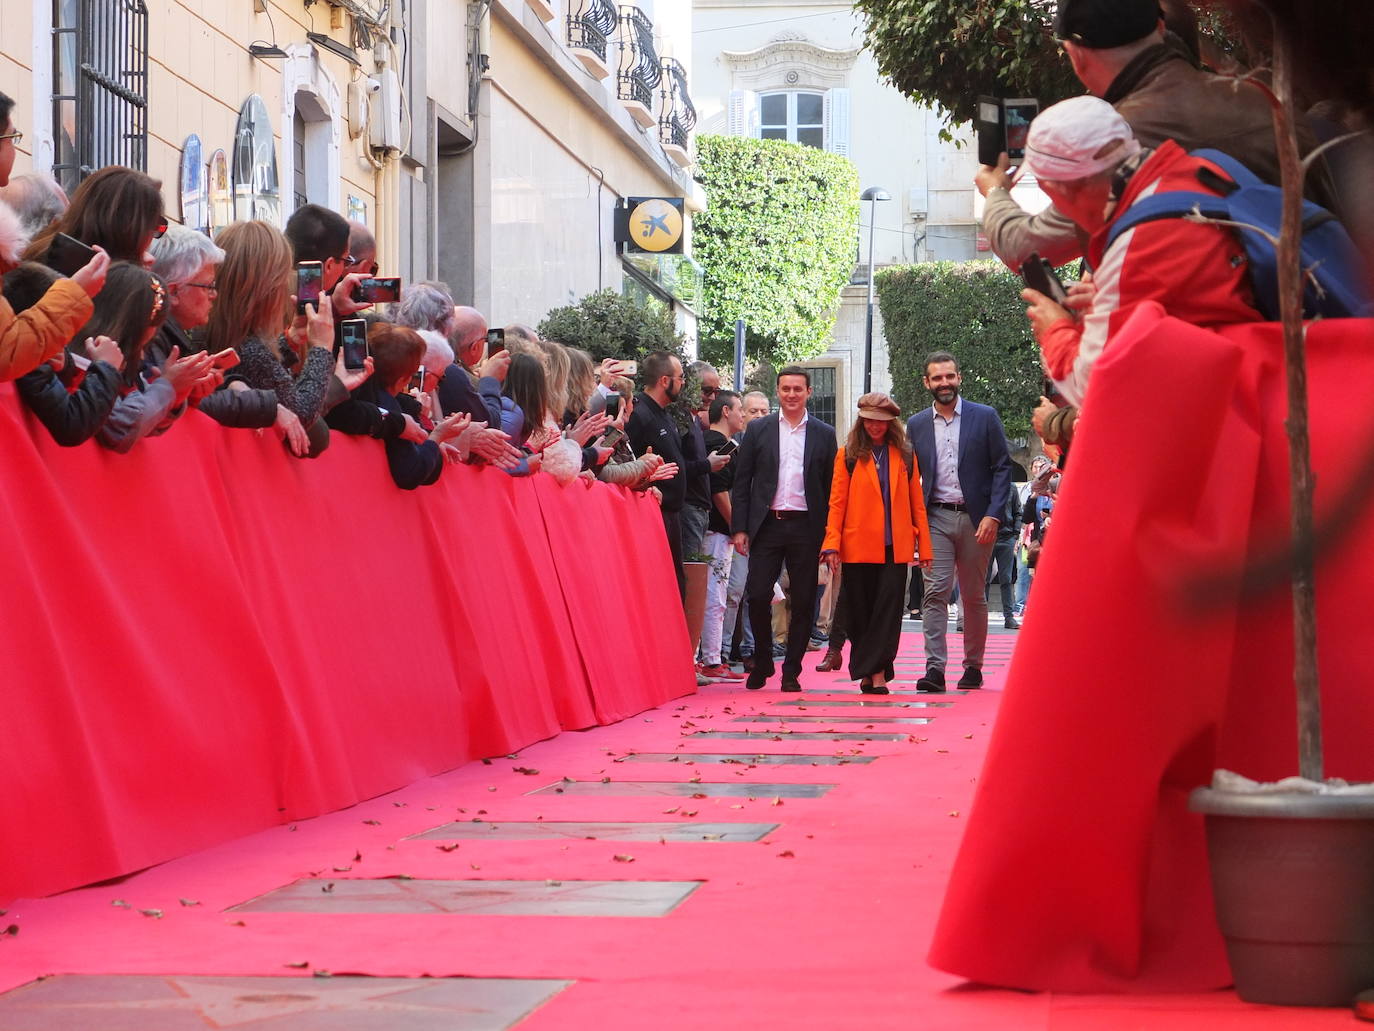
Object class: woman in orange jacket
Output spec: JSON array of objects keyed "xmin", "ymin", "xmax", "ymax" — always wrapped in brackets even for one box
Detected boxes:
[{"xmin": 821, "ymin": 393, "xmax": 933, "ymax": 693}]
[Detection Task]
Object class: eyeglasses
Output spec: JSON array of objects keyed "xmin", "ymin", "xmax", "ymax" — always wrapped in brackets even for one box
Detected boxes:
[
  {"xmin": 0, "ymin": 130, "xmax": 22, "ymax": 146},
  {"xmin": 153, "ymin": 216, "xmax": 168, "ymax": 239},
  {"xmin": 700, "ymin": 386, "xmax": 719, "ymax": 397},
  {"xmin": 184, "ymin": 281, "xmax": 218, "ymax": 293}
]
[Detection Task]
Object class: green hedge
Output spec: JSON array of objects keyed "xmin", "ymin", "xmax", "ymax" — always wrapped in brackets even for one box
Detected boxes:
[
  {"xmin": 876, "ymin": 261, "xmax": 1043, "ymax": 439},
  {"xmin": 693, "ymin": 135, "xmax": 859, "ymax": 369},
  {"xmin": 537, "ymin": 289, "xmax": 683, "ymax": 362}
]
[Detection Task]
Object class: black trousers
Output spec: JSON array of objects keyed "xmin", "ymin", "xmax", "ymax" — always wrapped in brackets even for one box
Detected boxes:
[
  {"xmin": 843, "ymin": 549, "xmax": 906, "ymax": 681},
  {"xmin": 662, "ymin": 507, "xmax": 685, "ymax": 602},
  {"xmin": 745, "ymin": 516, "xmax": 820, "ymax": 679},
  {"xmin": 908, "ymin": 566, "xmax": 924, "ymax": 612},
  {"xmin": 828, "ymin": 574, "xmax": 849, "ymax": 650}
]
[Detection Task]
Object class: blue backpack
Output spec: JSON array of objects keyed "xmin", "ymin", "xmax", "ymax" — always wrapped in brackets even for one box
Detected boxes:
[{"xmin": 1104, "ymin": 148, "xmax": 1373, "ymax": 321}]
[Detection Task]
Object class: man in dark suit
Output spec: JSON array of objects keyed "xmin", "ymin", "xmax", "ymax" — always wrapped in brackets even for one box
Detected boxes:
[
  {"xmin": 731, "ymin": 366, "xmax": 838, "ymax": 692},
  {"xmin": 906, "ymin": 351, "xmax": 1012, "ymax": 692}
]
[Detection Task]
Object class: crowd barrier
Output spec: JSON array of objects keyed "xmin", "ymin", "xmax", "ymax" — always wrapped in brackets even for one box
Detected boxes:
[{"xmin": 0, "ymin": 385, "xmax": 694, "ymax": 902}]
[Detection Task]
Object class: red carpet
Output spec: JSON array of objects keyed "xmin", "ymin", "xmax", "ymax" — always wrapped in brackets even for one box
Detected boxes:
[{"xmin": 0, "ymin": 630, "xmax": 1349, "ymax": 1028}]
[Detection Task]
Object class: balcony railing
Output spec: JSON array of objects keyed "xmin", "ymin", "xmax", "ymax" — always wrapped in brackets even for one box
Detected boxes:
[
  {"xmin": 567, "ymin": 0, "xmax": 617, "ymax": 64},
  {"xmin": 617, "ymin": 6, "xmax": 661, "ymax": 113},
  {"xmin": 658, "ymin": 57, "xmax": 697, "ymax": 164}
]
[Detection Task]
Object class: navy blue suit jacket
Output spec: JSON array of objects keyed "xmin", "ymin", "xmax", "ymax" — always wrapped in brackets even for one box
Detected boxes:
[{"xmin": 906, "ymin": 399, "xmax": 1012, "ymax": 528}]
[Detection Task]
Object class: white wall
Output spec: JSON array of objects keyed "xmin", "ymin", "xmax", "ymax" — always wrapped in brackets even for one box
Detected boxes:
[{"xmin": 691, "ymin": 0, "xmax": 980, "ymax": 269}]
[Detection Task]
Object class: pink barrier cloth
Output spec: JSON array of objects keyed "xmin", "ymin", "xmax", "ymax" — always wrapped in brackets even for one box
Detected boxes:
[
  {"xmin": 929, "ymin": 307, "xmax": 1374, "ymax": 992},
  {"xmin": 0, "ymin": 385, "xmax": 694, "ymax": 903}
]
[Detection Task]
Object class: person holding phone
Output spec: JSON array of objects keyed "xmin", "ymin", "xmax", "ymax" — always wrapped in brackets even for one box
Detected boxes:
[
  {"xmin": 24, "ymin": 165, "xmax": 167, "ymax": 269},
  {"xmin": 207, "ymin": 221, "xmax": 336, "ymax": 458},
  {"xmin": 821, "ymin": 394, "xmax": 933, "ymax": 693},
  {"xmin": 697, "ymin": 389, "xmax": 747, "ymax": 681}
]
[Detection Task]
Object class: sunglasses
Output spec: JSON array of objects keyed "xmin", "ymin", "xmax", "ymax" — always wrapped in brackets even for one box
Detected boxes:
[
  {"xmin": 153, "ymin": 216, "xmax": 168, "ymax": 239},
  {"xmin": 345, "ymin": 254, "xmax": 379, "ymax": 276}
]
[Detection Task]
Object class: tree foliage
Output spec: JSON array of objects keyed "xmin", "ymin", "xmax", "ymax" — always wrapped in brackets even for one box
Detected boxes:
[
  {"xmin": 853, "ymin": 0, "xmax": 1079, "ymax": 137},
  {"xmin": 693, "ymin": 135, "xmax": 860, "ymax": 369},
  {"xmin": 877, "ymin": 261, "xmax": 1044, "ymax": 439},
  {"xmin": 537, "ymin": 289, "xmax": 683, "ymax": 362}
]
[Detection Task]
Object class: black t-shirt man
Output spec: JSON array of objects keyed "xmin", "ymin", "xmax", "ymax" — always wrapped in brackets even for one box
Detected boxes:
[
  {"xmin": 627, "ymin": 391, "xmax": 687, "ymax": 512},
  {"xmin": 702, "ymin": 427, "xmax": 735, "ymax": 536}
]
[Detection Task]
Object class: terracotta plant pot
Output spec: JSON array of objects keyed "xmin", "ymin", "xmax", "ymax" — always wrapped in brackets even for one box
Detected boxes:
[
  {"xmin": 1189, "ymin": 788, "xmax": 1374, "ymax": 1006},
  {"xmin": 683, "ymin": 561, "xmax": 709, "ymax": 656}
]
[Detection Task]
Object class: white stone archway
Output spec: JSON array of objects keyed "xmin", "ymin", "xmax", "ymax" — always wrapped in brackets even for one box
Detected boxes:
[{"xmin": 280, "ymin": 44, "xmax": 343, "ymax": 217}]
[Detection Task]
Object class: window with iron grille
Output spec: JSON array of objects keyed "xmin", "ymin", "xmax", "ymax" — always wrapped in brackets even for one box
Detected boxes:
[
  {"xmin": 658, "ymin": 58, "xmax": 696, "ymax": 153},
  {"xmin": 805, "ymin": 365, "xmax": 837, "ymax": 427},
  {"xmin": 567, "ymin": 0, "xmax": 617, "ymax": 63},
  {"xmin": 51, "ymin": 0, "xmax": 149, "ymax": 192},
  {"xmin": 616, "ymin": 6, "xmax": 660, "ymax": 110}
]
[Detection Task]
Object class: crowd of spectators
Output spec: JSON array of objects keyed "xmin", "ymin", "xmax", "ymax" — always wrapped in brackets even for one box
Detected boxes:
[{"xmin": 0, "ymin": 89, "xmax": 682, "ymax": 504}]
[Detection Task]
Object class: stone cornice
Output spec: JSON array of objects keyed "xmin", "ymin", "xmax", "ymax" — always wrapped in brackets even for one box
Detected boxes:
[{"xmin": 722, "ymin": 33, "xmax": 859, "ymax": 91}]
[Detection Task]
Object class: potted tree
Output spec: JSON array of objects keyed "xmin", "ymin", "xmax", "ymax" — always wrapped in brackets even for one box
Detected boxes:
[{"xmin": 1187, "ymin": 15, "xmax": 1374, "ymax": 1008}]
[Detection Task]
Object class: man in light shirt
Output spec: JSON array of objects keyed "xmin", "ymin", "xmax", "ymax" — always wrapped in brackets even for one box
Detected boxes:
[
  {"xmin": 730, "ymin": 367, "xmax": 837, "ymax": 692},
  {"xmin": 906, "ymin": 352, "xmax": 1012, "ymax": 692}
]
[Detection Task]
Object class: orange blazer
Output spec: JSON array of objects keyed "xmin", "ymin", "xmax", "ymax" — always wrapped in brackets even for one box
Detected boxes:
[{"xmin": 822, "ymin": 444, "xmax": 933, "ymax": 565}]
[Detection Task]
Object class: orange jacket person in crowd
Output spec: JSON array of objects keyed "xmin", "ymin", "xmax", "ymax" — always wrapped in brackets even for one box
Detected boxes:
[{"xmin": 822, "ymin": 393, "xmax": 933, "ymax": 693}]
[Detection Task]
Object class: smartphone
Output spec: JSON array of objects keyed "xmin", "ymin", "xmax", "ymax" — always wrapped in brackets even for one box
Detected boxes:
[
  {"xmin": 715, "ymin": 437, "xmax": 740, "ymax": 458},
  {"xmin": 486, "ymin": 327, "xmax": 506, "ymax": 355},
  {"xmin": 354, "ymin": 276, "xmax": 401, "ymax": 304},
  {"xmin": 977, "ymin": 96, "xmax": 1039, "ymax": 167},
  {"xmin": 409, "ymin": 369, "xmax": 426, "ymax": 394},
  {"xmin": 620, "ymin": 360, "xmax": 637, "ymax": 378},
  {"xmin": 46, "ymin": 233, "xmax": 97, "ymax": 277},
  {"xmin": 599, "ymin": 426, "xmax": 626, "ymax": 451},
  {"xmin": 603, "ymin": 394, "xmax": 622, "ymax": 421},
  {"xmin": 340, "ymin": 318, "xmax": 369, "ymax": 370},
  {"xmin": 210, "ymin": 348, "xmax": 240, "ymax": 371},
  {"xmin": 1021, "ymin": 253, "xmax": 1070, "ymax": 306},
  {"xmin": 295, "ymin": 261, "xmax": 323, "ymax": 314}
]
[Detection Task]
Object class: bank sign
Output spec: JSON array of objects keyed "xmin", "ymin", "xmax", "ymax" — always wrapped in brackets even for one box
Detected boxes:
[{"xmin": 615, "ymin": 197, "xmax": 685, "ymax": 254}]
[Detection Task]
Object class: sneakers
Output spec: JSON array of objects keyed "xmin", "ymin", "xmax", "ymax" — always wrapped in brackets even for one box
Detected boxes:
[
  {"xmin": 957, "ymin": 667, "xmax": 984, "ymax": 689},
  {"xmin": 916, "ymin": 667, "xmax": 946, "ymax": 693},
  {"xmin": 697, "ymin": 662, "xmax": 745, "ymax": 682}
]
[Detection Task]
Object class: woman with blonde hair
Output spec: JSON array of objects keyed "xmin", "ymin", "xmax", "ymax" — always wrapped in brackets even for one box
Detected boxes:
[
  {"xmin": 536, "ymin": 336, "xmax": 572, "ymax": 425},
  {"xmin": 821, "ymin": 393, "xmax": 933, "ymax": 693},
  {"xmin": 206, "ymin": 220, "xmax": 334, "ymax": 457}
]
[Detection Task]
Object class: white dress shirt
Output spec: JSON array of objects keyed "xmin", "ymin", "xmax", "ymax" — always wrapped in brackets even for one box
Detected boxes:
[
  {"xmin": 771, "ymin": 411, "xmax": 809, "ymax": 511},
  {"xmin": 931, "ymin": 397, "xmax": 964, "ymax": 503}
]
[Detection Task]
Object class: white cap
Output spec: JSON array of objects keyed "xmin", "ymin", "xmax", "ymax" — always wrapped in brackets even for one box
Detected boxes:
[{"xmin": 1022, "ymin": 96, "xmax": 1141, "ymax": 182}]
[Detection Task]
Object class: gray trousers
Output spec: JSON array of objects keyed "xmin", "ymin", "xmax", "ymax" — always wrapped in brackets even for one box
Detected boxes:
[
  {"xmin": 922, "ymin": 505, "xmax": 995, "ymax": 672},
  {"xmin": 680, "ymin": 504, "xmax": 709, "ymax": 560}
]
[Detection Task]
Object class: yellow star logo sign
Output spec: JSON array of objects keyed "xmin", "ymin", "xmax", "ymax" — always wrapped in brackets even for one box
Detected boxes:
[{"xmin": 629, "ymin": 198, "xmax": 683, "ymax": 253}]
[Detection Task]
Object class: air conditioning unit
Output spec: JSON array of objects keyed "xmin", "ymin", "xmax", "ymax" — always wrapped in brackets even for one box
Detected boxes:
[{"xmin": 370, "ymin": 68, "xmax": 403, "ymax": 152}]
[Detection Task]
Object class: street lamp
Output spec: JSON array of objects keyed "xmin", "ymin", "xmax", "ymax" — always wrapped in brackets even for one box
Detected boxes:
[{"xmin": 861, "ymin": 186, "xmax": 891, "ymax": 394}]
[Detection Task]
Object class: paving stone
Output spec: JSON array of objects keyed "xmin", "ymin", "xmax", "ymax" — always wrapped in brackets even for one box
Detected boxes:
[
  {"xmin": 410, "ymin": 821, "xmax": 778, "ymax": 842},
  {"xmin": 772, "ymin": 700, "xmax": 942, "ymax": 708},
  {"xmin": 232, "ymin": 878, "xmax": 702, "ymax": 917},
  {"xmin": 613, "ymin": 753, "xmax": 878, "ymax": 766},
  {"xmin": 527, "ymin": 780, "xmax": 834, "ymax": 798},
  {"xmin": 0, "ymin": 974, "xmax": 570, "ymax": 1030},
  {"xmin": 692, "ymin": 731, "xmax": 910, "ymax": 741},
  {"xmin": 732, "ymin": 715, "xmax": 934, "ymax": 725}
]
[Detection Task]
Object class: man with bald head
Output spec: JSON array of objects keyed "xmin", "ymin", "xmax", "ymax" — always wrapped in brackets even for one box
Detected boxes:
[
  {"xmin": 436, "ymin": 303, "xmax": 509, "ymax": 430},
  {"xmin": 0, "ymin": 173, "xmax": 68, "ymax": 237},
  {"xmin": 346, "ymin": 220, "xmax": 376, "ymax": 276}
]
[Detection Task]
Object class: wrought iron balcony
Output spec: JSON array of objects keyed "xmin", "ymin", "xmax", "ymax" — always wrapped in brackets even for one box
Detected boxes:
[
  {"xmin": 567, "ymin": 0, "xmax": 617, "ymax": 76},
  {"xmin": 617, "ymin": 5, "xmax": 661, "ymax": 123},
  {"xmin": 658, "ymin": 57, "xmax": 697, "ymax": 166}
]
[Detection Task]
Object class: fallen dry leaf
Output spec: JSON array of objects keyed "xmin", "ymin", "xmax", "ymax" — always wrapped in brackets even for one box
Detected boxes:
[
  {"xmin": 140, "ymin": 909, "xmax": 163, "ymax": 919},
  {"xmin": 363, "ymin": 819, "xmax": 381, "ymax": 826},
  {"xmin": 178, "ymin": 898, "xmax": 200, "ymax": 908},
  {"xmin": 612, "ymin": 854, "xmax": 636, "ymax": 863},
  {"xmin": 321, "ymin": 883, "xmax": 335, "ymax": 894},
  {"xmin": 2, "ymin": 925, "xmax": 17, "ymax": 937},
  {"xmin": 949, "ymin": 811, "xmax": 961, "ymax": 818},
  {"xmin": 333, "ymin": 865, "xmax": 352, "ymax": 872},
  {"xmin": 777, "ymin": 850, "xmax": 795, "ymax": 859},
  {"xmin": 512, "ymin": 767, "xmax": 540, "ymax": 776},
  {"xmin": 312, "ymin": 970, "xmax": 333, "ymax": 978},
  {"xmin": 284, "ymin": 961, "xmax": 309, "ymax": 969},
  {"xmin": 436, "ymin": 843, "xmax": 460, "ymax": 853},
  {"xmin": 111, "ymin": 899, "xmax": 130, "ymax": 909},
  {"xmin": 771, "ymin": 797, "xmax": 784, "ymax": 807}
]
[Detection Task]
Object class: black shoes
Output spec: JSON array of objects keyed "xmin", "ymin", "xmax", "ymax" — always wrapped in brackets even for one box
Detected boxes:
[
  {"xmin": 916, "ymin": 667, "xmax": 946, "ymax": 693},
  {"xmin": 957, "ymin": 667, "xmax": 983, "ymax": 689},
  {"xmin": 745, "ymin": 672, "xmax": 767, "ymax": 690},
  {"xmin": 780, "ymin": 678, "xmax": 802, "ymax": 693},
  {"xmin": 1004, "ymin": 616, "xmax": 1021, "ymax": 630},
  {"xmin": 859, "ymin": 681, "xmax": 889, "ymax": 695}
]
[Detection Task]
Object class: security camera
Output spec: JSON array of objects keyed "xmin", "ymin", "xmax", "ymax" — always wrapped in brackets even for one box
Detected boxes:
[{"xmin": 364, "ymin": 77, "xmax": 382, "ymax": 95}]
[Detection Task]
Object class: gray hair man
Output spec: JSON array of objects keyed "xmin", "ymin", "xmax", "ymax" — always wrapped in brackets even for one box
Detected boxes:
[{"xmin": 0, "ymin": 172, "xmax": 67, "ymax": 237}]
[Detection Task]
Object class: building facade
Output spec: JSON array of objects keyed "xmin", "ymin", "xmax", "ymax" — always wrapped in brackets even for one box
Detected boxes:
[
  {"xmin": 691, "ymin": 0, "xmax": 988, "ymax": 434},
  {"xmin": 2, "ymin": 0, "xmax": 703, "ymax": 343}
]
